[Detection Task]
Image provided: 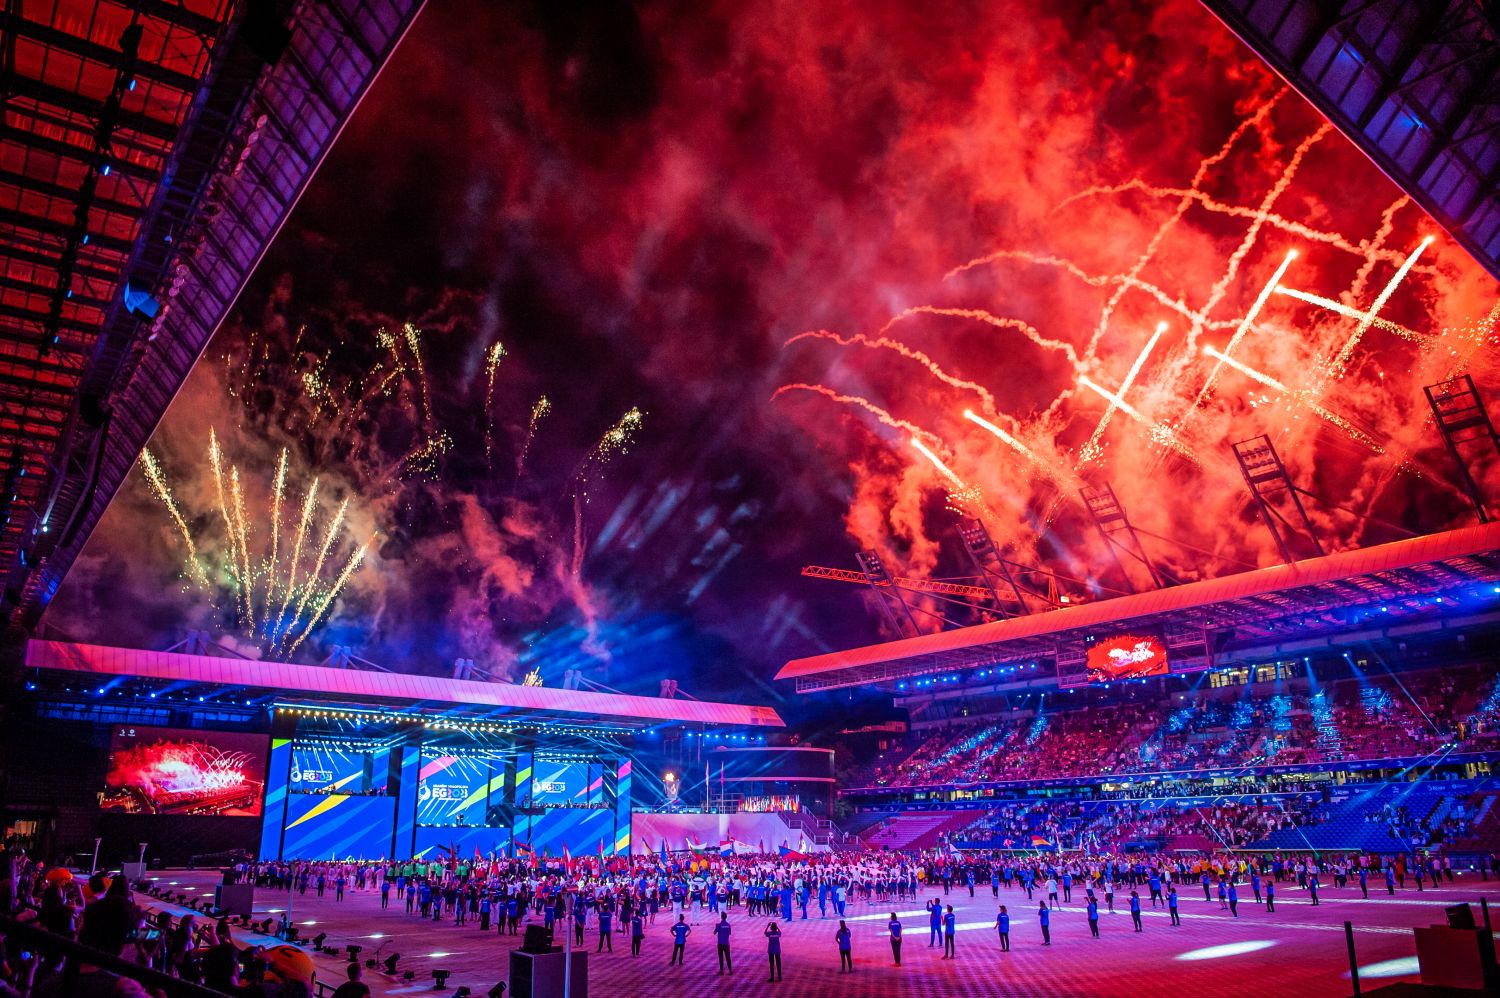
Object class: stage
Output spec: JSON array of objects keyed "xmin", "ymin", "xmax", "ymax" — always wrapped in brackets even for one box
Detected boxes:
[{"xmin": 140, "ymin": 870, "xmax": 1498, "ymax": 997}]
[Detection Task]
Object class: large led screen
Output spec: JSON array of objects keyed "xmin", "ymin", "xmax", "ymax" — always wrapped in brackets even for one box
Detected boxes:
[
  {"xmin": 1084, "ymin": 632, "xmax": 1170, "ymax": 683},
  {"xmin": 102, "ymin": 726, "xmax": 268, "ymax": 816}
]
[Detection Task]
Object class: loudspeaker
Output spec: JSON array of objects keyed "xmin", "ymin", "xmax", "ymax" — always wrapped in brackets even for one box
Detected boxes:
[
  {"xmin": 521, "ymin": 925, "xmax": 552, "ymax": 954},
  {"xmin": 1446, "ymin": 903, "xmax": 1476, "ymax": 929}
]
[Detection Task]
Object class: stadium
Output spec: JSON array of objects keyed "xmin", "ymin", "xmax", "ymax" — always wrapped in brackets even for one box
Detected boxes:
[{"xmin": 2, "ymin": 0, "xmax": 1500, "ymax": 997}]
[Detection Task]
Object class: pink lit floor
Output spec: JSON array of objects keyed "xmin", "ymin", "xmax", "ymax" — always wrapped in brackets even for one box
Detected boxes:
[{"xmin": 143, "ymin": 870, "xmax": 1500, "ymax": 997}]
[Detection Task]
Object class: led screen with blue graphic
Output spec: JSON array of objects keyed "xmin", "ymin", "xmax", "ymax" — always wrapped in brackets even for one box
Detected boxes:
[
  {"xmin": 530, "ymin": 759, "xmax": 601, "ymax": 807},
  {"xmin": 291, "ymin": 746, "xmax": 372, "ymax": 794},
  {"xmin": 417, "ymin": 753, "xmax": 501, "ymax": 826}
]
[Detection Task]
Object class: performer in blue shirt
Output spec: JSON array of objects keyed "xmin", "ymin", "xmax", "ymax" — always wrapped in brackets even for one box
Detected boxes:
[
  {"xmin": 996, "ymin": 905, "xmax": 1010, "ymax": 951},
  {"xmin": 714, "ymin": 913, "xmax": 732, "ymax": 975},
  {"xmin": 888, "ymin": 913, "xmax": 902, "ymax": 965},
  {"xmin": 1168, "ymin": 886, "xmax": 1181, "ymax": 926},
  {"xmin": 669, "ymin": 916, "xmax": 691, "ymax": 966},
  {"xmin": 942, "ymin": 905, "xmax": 956, "ymax": 958},
  {"xmin": 764, "ymin": 921, "xmax": 782, "ymax": 982},
  {"xmin": 1129, "ymin": 890, "xmax": 1142, "ymax": 932},
  {"xmin": 836, "ymin": 920, "xmax": 853, "ymax": 973},
  {"xmin": 1038, "ymin": 901, "xmax": 1051, "ymax": 945}
]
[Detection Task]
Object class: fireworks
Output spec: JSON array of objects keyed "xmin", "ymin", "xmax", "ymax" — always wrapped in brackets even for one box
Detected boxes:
[
  {"xmin": 910, "ymin": 437, "xmax": 964, "ymax": 488},
  {"xmin": 1077, "ymin": 322, "xmax": 1167, "ymax": 466},
  {"xmin": 484, "ymin": 341, "xmax": 507, "ymax": 470},
  {"xmin": 776, "ymin": 91, "xmax": 1492, "ymax": 601},
  {"xmin": 587, "ymin": 406, "xmax": 645, "ymax": 470},
  {"xmin": 140, "ymin": 432, "xmax": 370, "ymax": 659},
  {"xmin": 139, "ymin": 450, "xmax": 208, "ymax": 586},
  {"xmin": 517, "ymin": 395, "xmax": 551, "ymax": 475}
]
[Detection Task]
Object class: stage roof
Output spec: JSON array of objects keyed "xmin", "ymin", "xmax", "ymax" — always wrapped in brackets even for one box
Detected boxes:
[
  {"xmin": 26, "ymin": 639, "xmax": 785, "ymax": 729},
  {"xmin": 778, "ymin": 520, "xmax": 1500, "ymax": 692}
]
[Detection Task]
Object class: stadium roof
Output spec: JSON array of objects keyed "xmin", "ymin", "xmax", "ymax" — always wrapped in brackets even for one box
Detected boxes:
[
  {"xmin": 1200, "ymin": 0, "xmax": 1500, "ymax": 281},
  {"xmin": 26, "ymin": 638, "xmax": 785, "ymax": 729},
  {"xmin": 778, "ymin": 520, "xmax": 1500, "ymax": 692},
  {"xmin": 0, "ymin": 0, "xmax": 425, "ymax": 625}
]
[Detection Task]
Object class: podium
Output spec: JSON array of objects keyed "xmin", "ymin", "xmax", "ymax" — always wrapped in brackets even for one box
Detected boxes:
[{"xmin": 509, "ymin": 948, "xmax": 587, "ymax": 998}]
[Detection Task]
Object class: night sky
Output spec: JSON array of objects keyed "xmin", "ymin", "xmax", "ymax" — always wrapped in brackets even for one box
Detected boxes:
[{"xmin": 49, "ymin": 0, "xmax": 1498, "ymax": 728}]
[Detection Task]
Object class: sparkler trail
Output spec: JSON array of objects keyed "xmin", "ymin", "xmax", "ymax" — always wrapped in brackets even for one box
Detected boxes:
[
  {"xmin": 206, "ymin": 429, "xmax": 245, "ymax": 620},
  {"xmin": 877, "ymin": 307, "xmax": 1081, "ymax": 367},
  {"xmin": 787, "ymin": 330, "xmax": 1003, "ymax": 417},
  {"xmin": 1190, "ymin": 124, "xmax": 1332, "ymax": 351},
  {"xmin": 267, "ymin": 448, "xmax": 287, "ymax": 613},
  {"xmin": 772, "ymin": 383, "xmax": 942, "ymax": 445},
  {"xmin": 517, "ymin": 395, "xmax": 551, "ymax": 476},
  {"xmin": 1347, "ymin": 196, "xmax": 1411, "ymax": 304},
  {"xmin": 1200, "ymin": 345, "xmax": 1384, "ymax": 453},
  {"xmin": 910, "ymin": 437, "xmax": 964, "ymax": 488},
  {"xmin": 1069, "ymin": 88, "xmax": 1287, "ymax": 363},
  {"xmin": 229, "ymin": 466, "xmax": 255, "ymax": 631},
  {"xmin": 1078, "ymin": 321, "xmax": 1167, "ymax": 465},
  {"xmin": 1325, "ymin": 236, "xmax": 1435, "ymax": 383},
  {"xmin": 1190, "ymin": 250, "xmax": 1299, "ymax": 416},
  {"xmin": 1273, "ymin": 287, "xmax": 1428, "ymax": 342},
  {"xmin": 139, "ymin": 450, "xmax": 208, "ymax": 586},
  {"xmin": 589, "ymin": 407, "xmax": 645, "ymax": 466},
  {"xmin": 281, "ymin": 495, "xmax": 349, "ymax": 649},
  {"xmin": 1056, "ymin": 183, "xmax": 1417, "ymax": 272},
  {"xmin": 286, "ymin": 534, "xmax": 374, "ymax": 659},
  {"xmin": 944, "ymin": 250, "xmax": 1243, "ymax": 333},
  {"xmin": 271, "ymin": 478, "xmax": 319, "ymax": 643},
  {"xmin": 402, "ymin": 322, "xmax": 435, "ymax": 425},
  {"xmin": 484, "ymin": 341, "xmax": 507, "ymax": 470},
  {"xmin": 962, "ymin": 409, "xmax": 1072, "ymax": 488}
]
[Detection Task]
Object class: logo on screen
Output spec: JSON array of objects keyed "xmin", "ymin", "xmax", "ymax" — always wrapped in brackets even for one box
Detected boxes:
[
  {"xmin": 1085, "ymin": 633, "xmax": 1169, "ymax": 682},
  {"xmin": 534, "ymin": 781, "xmax": 566, "ymax": 794}
]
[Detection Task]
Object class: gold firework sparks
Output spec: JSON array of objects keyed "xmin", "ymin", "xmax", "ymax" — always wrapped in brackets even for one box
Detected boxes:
[
  {"xmin": 484, "ymin": 341, "xmax": 507, "ymax": 470},
  {"xmin": 139, "ymin": 449, "xmax": 208, "ymax": 586},
  {"xmin": 517, "ymin": 394, "xmax": 551, "ymax": 476}
]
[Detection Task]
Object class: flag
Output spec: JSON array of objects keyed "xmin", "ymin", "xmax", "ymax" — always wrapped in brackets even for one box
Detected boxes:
[
  {"xmin": 758, "ymin": 838, "xmax": 767, "ymax": 855},
  {"xmin": 1031, "ymin": 836, "xmax": 1054, "ymax": 849},
  {"xmin": 719, "ymin": 839, "xmax": 734, "ymax": 858},
  {"xmin": 688, "ymin": 836, "xmax": 715, "ymax": 856},
  {"xmin": 563, "ymin": 844, "xmax": 572, "ymax": 872},
  {"xmin": 779, "ymin": 844, "xmax": 807, "ymax": 861},
  {"xmin": 642, "ymin": 840, "xmax": 655, "ymax": 858}
]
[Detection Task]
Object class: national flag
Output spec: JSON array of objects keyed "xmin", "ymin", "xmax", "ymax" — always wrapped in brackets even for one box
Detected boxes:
[
  {"xmin": 778, "ymin": 844, "xmax": 807, "ymax": 861},
  {"xmin": 563, "ymin": 844, "xmax": 572, "ymax": 872},
  {"xmin": 719, "ymin": 839, "xmax": 734, "ymax": 858},
  {"xmin": 688, "ymin": 836, "xmax": 715, "ymax": 855},
  {"xmin": 1031, "ymin": 836, "xmax": 1054, "ymax": 849}
]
